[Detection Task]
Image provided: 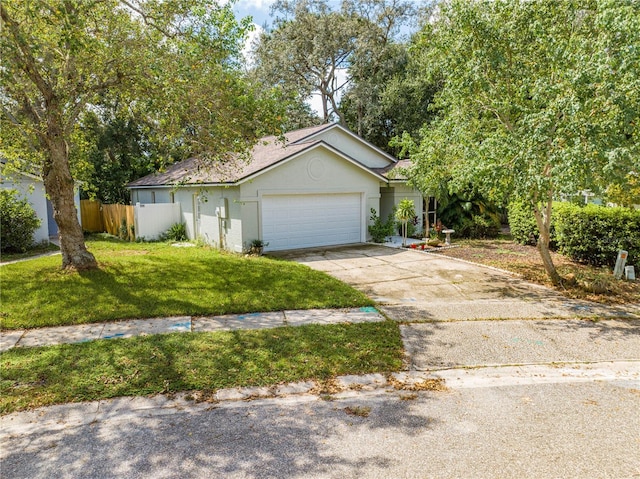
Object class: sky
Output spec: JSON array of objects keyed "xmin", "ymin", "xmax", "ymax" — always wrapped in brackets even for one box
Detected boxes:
[{"xmin": 233, "ymin": 0, "xmax": 276, "ymax": 29}]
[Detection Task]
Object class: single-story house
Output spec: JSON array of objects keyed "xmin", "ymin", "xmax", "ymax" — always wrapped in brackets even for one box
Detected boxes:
[
  {"xmin": 127, "ymin": 123, "xmax": 429, "ymax": 252},
  {"xmin": 0, "ymin": 163, "xmax": 82, "ymax": 245}
]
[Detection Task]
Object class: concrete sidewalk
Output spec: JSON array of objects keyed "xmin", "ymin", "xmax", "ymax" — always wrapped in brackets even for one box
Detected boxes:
[{"xmin": 0, "ymin": 307, "xmax": 384, "ymax": 352}]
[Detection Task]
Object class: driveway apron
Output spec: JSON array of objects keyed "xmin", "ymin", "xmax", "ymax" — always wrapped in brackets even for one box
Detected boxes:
[{"xmin": 275, "ymin": 244, "xmax": 638, "ymax": 322}]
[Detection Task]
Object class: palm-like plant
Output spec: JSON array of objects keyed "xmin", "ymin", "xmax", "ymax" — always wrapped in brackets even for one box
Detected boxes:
[{"xmin": 395, "ymin": 199, "xmax": 415, "ymax": 247}]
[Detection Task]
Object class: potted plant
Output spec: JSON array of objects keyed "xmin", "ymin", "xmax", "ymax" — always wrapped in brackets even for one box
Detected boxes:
[
  {"xmin": 427, "ymin": 226, "xmax": 441, "ymax": 247},
  {"xmin": 395, "ymin": 199, "xmax": 416, "ymax": 247},
  {"xmin": 249, "ymin": 239, "xmax": 268, "ymax": 255}
]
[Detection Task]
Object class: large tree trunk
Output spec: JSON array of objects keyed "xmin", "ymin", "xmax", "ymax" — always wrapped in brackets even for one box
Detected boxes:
[
  {"xmin": 43, "ymin": 131, "xmax": 97, "ymax": 270},
  {"xmin": 532, "ymin": 198, "xmax": 561, "ymax": 286}
]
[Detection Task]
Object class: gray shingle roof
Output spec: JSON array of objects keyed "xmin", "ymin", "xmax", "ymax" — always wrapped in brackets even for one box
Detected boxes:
[
  {"xmin": 382, "ymin": 159, "xmax": 412, "ymax": 180},
  {"xmin": 127, "ymin": 124, "xmax": 334, "ymax": 188}
]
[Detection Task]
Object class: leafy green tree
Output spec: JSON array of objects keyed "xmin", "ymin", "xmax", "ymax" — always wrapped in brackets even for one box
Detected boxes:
[
  {"xmin": 605, "ymin": 173, "xmax": 640, "ymax": 208},
  {"xmin": 342, "ymin": 41, "xmax": 440, "ymax": 154},
  {"xmin": 75, "ymin": 105, "xmax": 166, "ymax": 204},
  {"xmin": 254, "ymin": 0, "xmax": 358, "ymax": 124},
  {"xmin": 401, "ymin": 0, "xmax": 640, "ymax": 284},
  {"xmin": 253, "ymin": 0, "xmax": 417, "ymax": 127},
  {"xmin": 340, "ymin": 1, "xmax": 440, "ymax": 152},
  {"xmin": 1, "ymin": 0, "xmax": 268, "ymax": 269}
]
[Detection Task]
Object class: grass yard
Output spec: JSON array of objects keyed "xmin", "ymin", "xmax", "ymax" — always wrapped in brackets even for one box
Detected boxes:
[
  {"xmin": 0, "ymin": 236, "xmax": 373, "ymax": 330},
  {"xmin": 0, "ymin": 321, "xmax": 404, "ymax": 414},
  {"xmin": 0, "ymin": 242, "xmax": 60, "ymax": 263},
  {"xmin": 437, "ymin": 238, "xmax": 639, "ymax": 304}
]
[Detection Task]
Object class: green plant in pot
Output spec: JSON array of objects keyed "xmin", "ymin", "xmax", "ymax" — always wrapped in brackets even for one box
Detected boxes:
[
  {"xmin": 395, "ymin": 199, "xmax": 416, "ymax": 247},
  {"xmin": 249, "ymin": 239, "xmax": 268, "ymax": 255},
  {"xmin": 427, "ymin": 220, "xmax": 443, "ymax": 246}
]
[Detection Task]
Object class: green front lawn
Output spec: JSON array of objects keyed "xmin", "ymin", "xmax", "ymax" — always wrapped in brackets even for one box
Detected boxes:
[
  {"xmin": 0, "ymin": 236, "xmax": 373, "ymax": 330},
  {"xmin": 0, "ymin": 321, "xmax": 404, "ymax": 414},
  {"xmin": 0, "ymin": 242, "xmax": 60, "ymax": 263}
]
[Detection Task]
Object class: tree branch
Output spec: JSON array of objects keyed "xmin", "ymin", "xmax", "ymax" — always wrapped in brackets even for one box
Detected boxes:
[
  {"xmin": 118, "ymin": 0, "xmax": 177, "ymax": 38},
  {"xmin": 0, "ymin": 5, "xmax": 55, "ymax": 106}
]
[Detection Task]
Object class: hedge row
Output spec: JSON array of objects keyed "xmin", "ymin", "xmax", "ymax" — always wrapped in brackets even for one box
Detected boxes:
[{"xmin": 508, "ymin": 201, "xmax": 640, "ymax": 267}]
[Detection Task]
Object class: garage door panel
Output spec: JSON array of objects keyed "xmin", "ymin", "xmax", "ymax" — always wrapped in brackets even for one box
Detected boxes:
[{"xmin": 262, "ymin": 194, "xmax": 362, "ymax": 251}]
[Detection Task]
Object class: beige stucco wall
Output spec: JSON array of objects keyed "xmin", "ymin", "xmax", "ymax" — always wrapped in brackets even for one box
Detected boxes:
[
  {"xmin": 239, "ymin": 147, "xmax": 382, "ymax": 245},
  {"xmin": 312, "ymin": 128, "xmax": 394, "ymax": 169},
  {"xmin": 134, "ymin": 186, "xmax": 243, "ymax": 250},
  {"xmin": 380, "ymin": 183, "xmax": 425, "ymax": 236}
]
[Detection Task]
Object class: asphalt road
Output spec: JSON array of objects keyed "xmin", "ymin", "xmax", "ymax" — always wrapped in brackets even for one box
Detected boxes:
[{"xmin": 2, "ymin": 375, "xmax": 639, "ymax": 479}]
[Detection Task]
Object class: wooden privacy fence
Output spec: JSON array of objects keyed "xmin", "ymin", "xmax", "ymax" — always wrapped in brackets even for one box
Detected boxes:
[{"xmin": 80, "ymin": 200, "xmax": 135, "ymax": 240}]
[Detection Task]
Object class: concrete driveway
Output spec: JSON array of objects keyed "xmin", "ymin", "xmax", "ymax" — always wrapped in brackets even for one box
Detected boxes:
[{"xmin": 275, "ymin": 244, "xmax": 637, "ymax": 321}]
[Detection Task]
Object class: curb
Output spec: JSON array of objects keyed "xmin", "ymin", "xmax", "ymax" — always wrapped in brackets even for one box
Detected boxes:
[
  {"xmin": 4, "ymin": 361, "xmax": 638, "ymax": 436},
  {"xmin": 0, "ymin": 371, "xmax": 445, "ymax": 435}
]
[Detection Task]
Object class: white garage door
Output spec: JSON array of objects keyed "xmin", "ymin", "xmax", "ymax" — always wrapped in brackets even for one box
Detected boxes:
[{"xmin": 262, "ymin": 194, "xmax": 362, "ymax": 251}]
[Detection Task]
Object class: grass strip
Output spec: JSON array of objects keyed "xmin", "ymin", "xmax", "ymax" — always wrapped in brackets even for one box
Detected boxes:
[
  {"xmin": 0, "ymin": 242, "xmax": 60, "ymax": 263},
  {"xmin": 0, "ymin": 321, "xmax": 403, "ymax": 414},
  {"xmin": 1, "ymin": 238, "xmax": 372, "ymax": 329}
]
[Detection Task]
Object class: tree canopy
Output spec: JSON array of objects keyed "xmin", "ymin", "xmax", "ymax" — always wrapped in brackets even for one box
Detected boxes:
[
  {"xmin": 253, "ymin": 0, "xmax": 418, "ymax": 127},
  {"xmin": 400, "ymin": 0, "xmax": 640, "ymax": 284},
  {"xmin": 0, "ymin": 0, "xmax": 278, "ymax": 269}
]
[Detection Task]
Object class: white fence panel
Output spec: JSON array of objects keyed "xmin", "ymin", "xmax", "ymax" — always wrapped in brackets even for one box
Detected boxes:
[{"xmin": 134, "ymin": 202, "xmax": 181, "ymax": 240}]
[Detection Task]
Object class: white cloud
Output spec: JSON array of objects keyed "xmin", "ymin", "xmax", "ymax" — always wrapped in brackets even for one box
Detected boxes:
[
  {"xmin": 236, "ymin": 0, "xmax": 275, "ymax": 11},
  {"xmin": 241, "ymin": 23, "xmax": 264, "ymax": 68}
]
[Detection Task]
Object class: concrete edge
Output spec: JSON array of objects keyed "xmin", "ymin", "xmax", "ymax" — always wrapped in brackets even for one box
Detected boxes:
[
  {"xmin": 4, "ymin": 361, "xmax": 639, "ymax": 437},
  {"xmin": 0, "ymin": 307, "xmax": 385, "ymax": 351}
]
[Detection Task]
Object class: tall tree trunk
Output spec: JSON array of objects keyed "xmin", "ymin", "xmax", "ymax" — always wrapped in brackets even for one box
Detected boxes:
[
  {"xmin": 43, "ymin": 129, "xmax": 97, "ymax": 270},
  {"xmin": 532, "ymin": 198, "xmax": 561, "ymax": 286}
]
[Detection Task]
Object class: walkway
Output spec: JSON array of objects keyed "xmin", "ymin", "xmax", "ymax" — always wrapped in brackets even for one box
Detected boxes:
[{"xmin": 0, "ymin": 307, "xmax": 384, "ymax": 352}]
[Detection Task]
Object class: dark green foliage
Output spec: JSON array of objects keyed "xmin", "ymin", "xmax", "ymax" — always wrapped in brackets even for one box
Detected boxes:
[
  {"xmin": 509, "ymin": 201, "xmax": 640, "ymax": 267},
  {"xmin": 0, "ymin": 189, "xmax": 41, "ymax": 253},
  {"xmin": 554, "ymin": 203, "xmax": 640, "ymax": 267},
  {"xmin": 457, "ymin": 214, "xmax": 501, "ymax": 239},
  {"xmin": 508, "ymin": 201, "xmax": 542, "ymax": 246},
  {"xmin": 437, "ymin": 188, "xmax": 502, "ymax": 239},
  {"xmin": 78, "ymin": 111, "xmax": 167, "ymax": 205},
  {"xmin": 160, "ymin": 222, "xmax": 187, "ymax": 242},
  {"xmin": 368, "ymin": 208, "xmax": 396, "ymax": 243}
]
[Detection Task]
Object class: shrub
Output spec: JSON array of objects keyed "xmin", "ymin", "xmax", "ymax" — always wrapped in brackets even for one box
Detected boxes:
[
  {"xmin": 458, "ymin": 214, "xmax": 501, "ymax": 239},
  {"xmin": 509, "ymin": 200, "xmax": 640, "ymax": 266},
  {"xmin": 406, "ymin": 216, "xmax": 419, "ymax": 239},
  {"xmin": 507, "ymin": 201, "xmax": 540, "ymax": 245},
  {"xmin": 0, "ymin": 189, "xmax": 41, "ymax": 253},
  {"xmin": 437, "ymin": 188, "xmax": 504, "ymax": 237},
  {"xmin": 118, "ymin": 218, "xmax": 135, "ymax": 241},
  {"xmin": 368, "ymin": 208, "xmax": 396, "ymax": 243},
  {"xmin": 554, "ymin": 203, "xmax": 640, "ymax": 267},
  {"xmin": 160, "ymin": 222, "xmax": 187, "ymax": 242}
]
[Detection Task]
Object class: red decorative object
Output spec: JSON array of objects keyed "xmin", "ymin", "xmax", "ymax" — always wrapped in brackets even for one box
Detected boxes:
[
  {"xmin": 410, "ymin": 244, "xmax": 417, "ymax": 249},
  {"xmin": 420, "ymin": 244, "xmax": 425, "ymax": 250}
]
